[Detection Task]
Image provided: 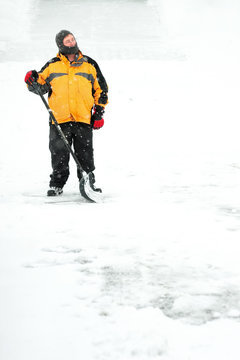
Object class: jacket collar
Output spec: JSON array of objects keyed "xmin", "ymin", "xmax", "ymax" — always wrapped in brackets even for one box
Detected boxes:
[{"xmin": 57, "ymin": 51, "xmax": 87, "ymax": 67}]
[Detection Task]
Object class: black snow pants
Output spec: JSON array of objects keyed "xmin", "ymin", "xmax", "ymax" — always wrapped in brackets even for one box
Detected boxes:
[{"xmin": 49, "ymin": 121, "xmax": 95, "ymax": 188}]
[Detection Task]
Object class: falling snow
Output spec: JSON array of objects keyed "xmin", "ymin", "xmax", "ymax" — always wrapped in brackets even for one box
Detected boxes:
[{"xmin": 1, "ymin": 1, "xmax": 240, "ymax": 359}]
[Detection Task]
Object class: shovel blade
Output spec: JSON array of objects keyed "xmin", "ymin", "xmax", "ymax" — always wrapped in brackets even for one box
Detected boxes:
[{"xmin": 79, "ymin": 173, "xmax": 103, "ymax": 203}]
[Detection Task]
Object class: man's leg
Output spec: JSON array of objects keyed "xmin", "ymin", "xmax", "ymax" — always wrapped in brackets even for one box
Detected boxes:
[
  {"xmin": 49, "ymin": 122, "xmax": 72, "ymax": 188},
  {"xmin": 73, "ymin": 123, "xmax": 95, "ymax": 180}
]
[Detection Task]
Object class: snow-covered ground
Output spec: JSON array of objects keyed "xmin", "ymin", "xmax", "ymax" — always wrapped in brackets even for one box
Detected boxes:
[{"xmin": 1, "ymin": 0, "xmax": 240, "ymax": 359}]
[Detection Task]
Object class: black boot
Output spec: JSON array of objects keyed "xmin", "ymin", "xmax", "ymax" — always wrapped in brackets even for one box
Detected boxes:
[
  {"xmin": 47, "ymin": 187, "xmax": 63, "ymax": 196},
  {"xmin": 88, "ymin": 172, "xmax": 102, "ymax": 193}
]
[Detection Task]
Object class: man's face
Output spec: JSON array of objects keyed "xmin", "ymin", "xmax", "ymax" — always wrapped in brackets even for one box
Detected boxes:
[{"xmin": 63, "ymin": 34, "xmax": 76, "ymax": 47}]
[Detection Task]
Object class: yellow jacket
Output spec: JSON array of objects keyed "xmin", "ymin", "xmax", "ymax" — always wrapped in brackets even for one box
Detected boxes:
[{"xmin": 30, "ymin": 52, "xmax": 108, "ymax": 124}]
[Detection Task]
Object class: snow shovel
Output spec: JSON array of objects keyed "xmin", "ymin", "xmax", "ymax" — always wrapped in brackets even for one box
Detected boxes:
[{"xmin": 34, "ymin": 86, "xmax": 102, "ymax": 203}]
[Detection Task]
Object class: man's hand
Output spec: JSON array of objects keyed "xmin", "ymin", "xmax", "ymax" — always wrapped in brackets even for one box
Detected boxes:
[
  {"xmin": 24, "ymin": 70, "xmax": 39, "ymax": 85},
  {"xmin": 91, "ymin": 105, "xmax": 105, "ymax": 130},
  {"xmin": 93, "ymin": 118, "xmax": 104, "ymax": 129}
]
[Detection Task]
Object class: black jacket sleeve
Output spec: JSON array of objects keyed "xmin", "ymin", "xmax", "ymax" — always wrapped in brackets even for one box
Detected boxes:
[
  {"xmin": 84, "ymin": 55, "xmax": 108, "ymax": 105},
  {"xmin": 27, "ymin": 82, "xmax": 50, "ymax": 95}
]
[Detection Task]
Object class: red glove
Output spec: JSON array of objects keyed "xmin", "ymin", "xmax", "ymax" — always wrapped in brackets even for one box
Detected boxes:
[
  {"xmin": 24, "ymin": 70, "xmax": 39, "ymax": 85},
  {"xmin": 91, "ymin": 105, "xmax": 104, "ymax": 130},
  {"xmin": 93, "ymin": 118, "xmax": 104, "ymax": 129}
]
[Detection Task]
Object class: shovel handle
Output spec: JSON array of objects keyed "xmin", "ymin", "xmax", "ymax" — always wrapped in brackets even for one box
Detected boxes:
[{"xmin": 33, "ymin": 84, "xmax": 83, "ymax": 174}]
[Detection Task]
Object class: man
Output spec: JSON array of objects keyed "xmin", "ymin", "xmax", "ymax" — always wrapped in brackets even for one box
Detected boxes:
[{"xmin": 24, "ymin": 30, "xmax": 108, "ymax": 196}]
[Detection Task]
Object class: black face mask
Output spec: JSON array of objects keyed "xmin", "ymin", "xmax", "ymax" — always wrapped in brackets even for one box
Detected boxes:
[{"xmin": 59, "ymin": 43, "xmax": 79, "ymax": 55}]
